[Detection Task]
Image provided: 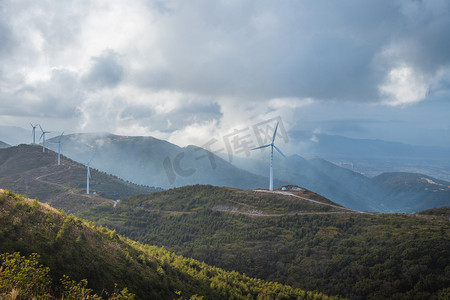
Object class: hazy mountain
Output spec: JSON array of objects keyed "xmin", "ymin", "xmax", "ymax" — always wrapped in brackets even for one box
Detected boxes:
[
  {"xmin": 0, "ymin": 125, "xmax": 31, "ymax": 145},
  {"xmin": 373, "ymin": 172, "xmax": 450, "ymax": 213},
  {"xmin": 292, "ymin": 131, "xmax": 450, "ymax": 180},
  {"xmin": 46, "ymin": 133, "xmax": 288, "ymax": 190},
  {"xmin": 0, "ymin": 144, "xmax": 158, "ymax": 214},
  {"xmin": 0, "ymin": 140, "xmax": 10, "ymax": 148},
  {"xmin": 80, "ymin": 185, "xmax": 450, "ymax": 299}
]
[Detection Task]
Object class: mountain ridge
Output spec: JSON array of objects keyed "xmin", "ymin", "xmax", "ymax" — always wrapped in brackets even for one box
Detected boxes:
[{"xmin": 1, "ymin": 132, "xmax": 448, "ymax": 213}]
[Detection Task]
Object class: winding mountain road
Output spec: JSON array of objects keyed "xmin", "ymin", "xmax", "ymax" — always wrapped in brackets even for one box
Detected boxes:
[{"xmin": 253, "ymin": 189, "xmax": 368, "ymax": 214}]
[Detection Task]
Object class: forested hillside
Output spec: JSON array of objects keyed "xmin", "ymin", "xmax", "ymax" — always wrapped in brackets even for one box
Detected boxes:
[
  {"xmin": 81, "ymin": 185, "xmax": 450, "ymax": 299},
  {"xmin": 0, "ymin": 189, "xmax": 336, "ymax": 299}
]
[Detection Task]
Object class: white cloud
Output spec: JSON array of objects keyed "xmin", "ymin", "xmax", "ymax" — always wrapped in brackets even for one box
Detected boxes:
[{"xmin": 379, "ymin": 65, "xmax": 428, "ymax": 106}]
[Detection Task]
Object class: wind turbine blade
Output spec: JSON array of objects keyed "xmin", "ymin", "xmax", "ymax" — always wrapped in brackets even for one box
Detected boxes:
[
  {"xmin": 251, "ymin": 144, "xmax": 271, "ymax": 151},
  {"xmin": 39, "ymin": 125, "xmax": 44, "ymax": 132},
  {"xmin": 272, "ymin": 122, "xmax": 279, "ymax": 144},
  {"xmin": 39, "ymin": 133, "xmax": 44, "ymax": 141},
  {"xmin": 273, "ymin": 145, "xmax": 287, "ymax": 159},
  {"xmin": 59, "ymin": 132, "xmax": 64, "ymax": 141}
]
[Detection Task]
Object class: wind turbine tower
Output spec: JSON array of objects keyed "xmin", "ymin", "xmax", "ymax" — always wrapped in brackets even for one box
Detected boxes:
[
  {"xmin": 30, "ymin": 123, "xmax": 38, "ymax": 144},
  {"xmin": 39, "ymin": 125, "xmax": 51, "ymax": 152},
  {"xmin": 85, "ymin": 154, "xmax": 95, "ymax": 194},
  {"xmin": 52, "ymin": 132, "xmax": 64, "ymax": 165},
  {"xmin": 251, "ymin": 122, "xmax": 287, "ymax": 191}
]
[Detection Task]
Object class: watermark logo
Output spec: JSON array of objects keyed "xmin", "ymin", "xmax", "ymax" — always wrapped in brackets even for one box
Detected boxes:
[{"xmin": 163, "ymin": 116, "xmax": 288, "ymax": 185}]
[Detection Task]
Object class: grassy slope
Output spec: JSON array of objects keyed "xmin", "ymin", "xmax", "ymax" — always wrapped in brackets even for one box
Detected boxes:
[
  {"xmin": 80, "ymin": 185, "xmax": 450, "ymax": 299},
  {"xmin": 0, "ymin": 189, "xmax": 337, "ymax": 300},
  {"xmin": 0, "ymin": 144, "xmax": 159, "ymax": 214}
]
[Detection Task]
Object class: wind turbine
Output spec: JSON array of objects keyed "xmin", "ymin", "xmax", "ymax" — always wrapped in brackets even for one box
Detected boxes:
[
  {"xmin": 251, "ymin": 122, "xmax": 287, "ymax": 191},
  {"xmin": 85, "ymin": 154, "xmax": 95, "ymax": 194},
  {"xmin": 39, "ymin": 125, "xmax": 51, "ymax": 152},
  {"xmin": 50, "ymin": 132, "xmax": 64, "ymax": 165},
  {"xmin": 30, "ymin": 123, "xmax": 38, "ymax": 145}
]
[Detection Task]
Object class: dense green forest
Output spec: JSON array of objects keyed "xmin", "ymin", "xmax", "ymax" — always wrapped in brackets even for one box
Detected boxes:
[
  {"xmin": 80, "ymin": 185, "xmax": 450, "ymax": 299},
  {"xmin": 0, "ymin": 189, "xmax": 337, "ymax": 299}
]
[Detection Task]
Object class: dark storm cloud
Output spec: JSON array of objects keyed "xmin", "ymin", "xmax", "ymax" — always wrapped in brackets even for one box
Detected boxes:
[
  {"xmin": 83, "ymin": 50, "xmax": 125, "ymax": 89},
  {"xmin": 134, "ymin": 0, "xmax": 450, "ymax": 103}
]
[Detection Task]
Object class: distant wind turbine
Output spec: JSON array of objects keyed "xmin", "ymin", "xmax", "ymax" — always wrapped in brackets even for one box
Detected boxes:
[
  {"xmin": 39, "ymin": 125, "xmax": 51, "ymax": 153},
  {"xmin": 30, "ymin": 123, "xmax": 38, "ymax": 145},
  {"xmin": 251, "ymin": 122, "xmax": 287, "ymax": 191},
  {"xmin": 50, "ymin": 132, "xmax": 64, "ymax": 165},
  {"xmin": 85, "ymin": 154, "xmax": 95, "ymax": 194}
]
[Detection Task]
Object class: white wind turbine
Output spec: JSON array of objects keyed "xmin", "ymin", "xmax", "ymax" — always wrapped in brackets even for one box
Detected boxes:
[
  {"xmin": 30, "ymin": 123, "xmax": 38, "ymax": 145},
  {"xmin": 39, "ymin": 125, "xmax": 51, "ymax": 153},
  {"xmin": 85, "ymin": 154, "xmax": 95, "ymax": 194},
  {"xmin": 50, "ymin": 132, "xmax": 64, "ymax": 165},
  {"xmin": 251, "ymin": 122, "xmax": 287, "ymax": 191}
]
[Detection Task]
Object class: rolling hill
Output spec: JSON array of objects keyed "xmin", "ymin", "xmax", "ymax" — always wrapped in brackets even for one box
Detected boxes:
[
  {"xmin": 0, "ymin": 144, "xmax": 159, "ymax": 214},
  {"xmin": 80, "ymin": 185, "xmax": 450, "ymax": 299},
  {"xmin": 0, "ymin": 189, "xmax": 335, "ymax": 299}
]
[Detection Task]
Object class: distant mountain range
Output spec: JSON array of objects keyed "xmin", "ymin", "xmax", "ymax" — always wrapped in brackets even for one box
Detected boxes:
[
  {"xmin": 291, "ymin": 131, "xmax": 450, "ymax": 180},
  {"xmin": 2, "ymin": 124, "xmax": 448, "ymax": 180},
  {"xmin": 39, "ymin": 132, "xmax": 448, "ymax": 213},
  {"xmin": 0, "ymin": 129, "xmax": 448, "ymax": 213}
]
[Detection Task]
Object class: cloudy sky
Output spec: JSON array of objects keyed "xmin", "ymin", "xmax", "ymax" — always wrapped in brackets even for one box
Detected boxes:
[{"xmin": 1, "ymin": 0, "xmax": 449, "ymax": 151}]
